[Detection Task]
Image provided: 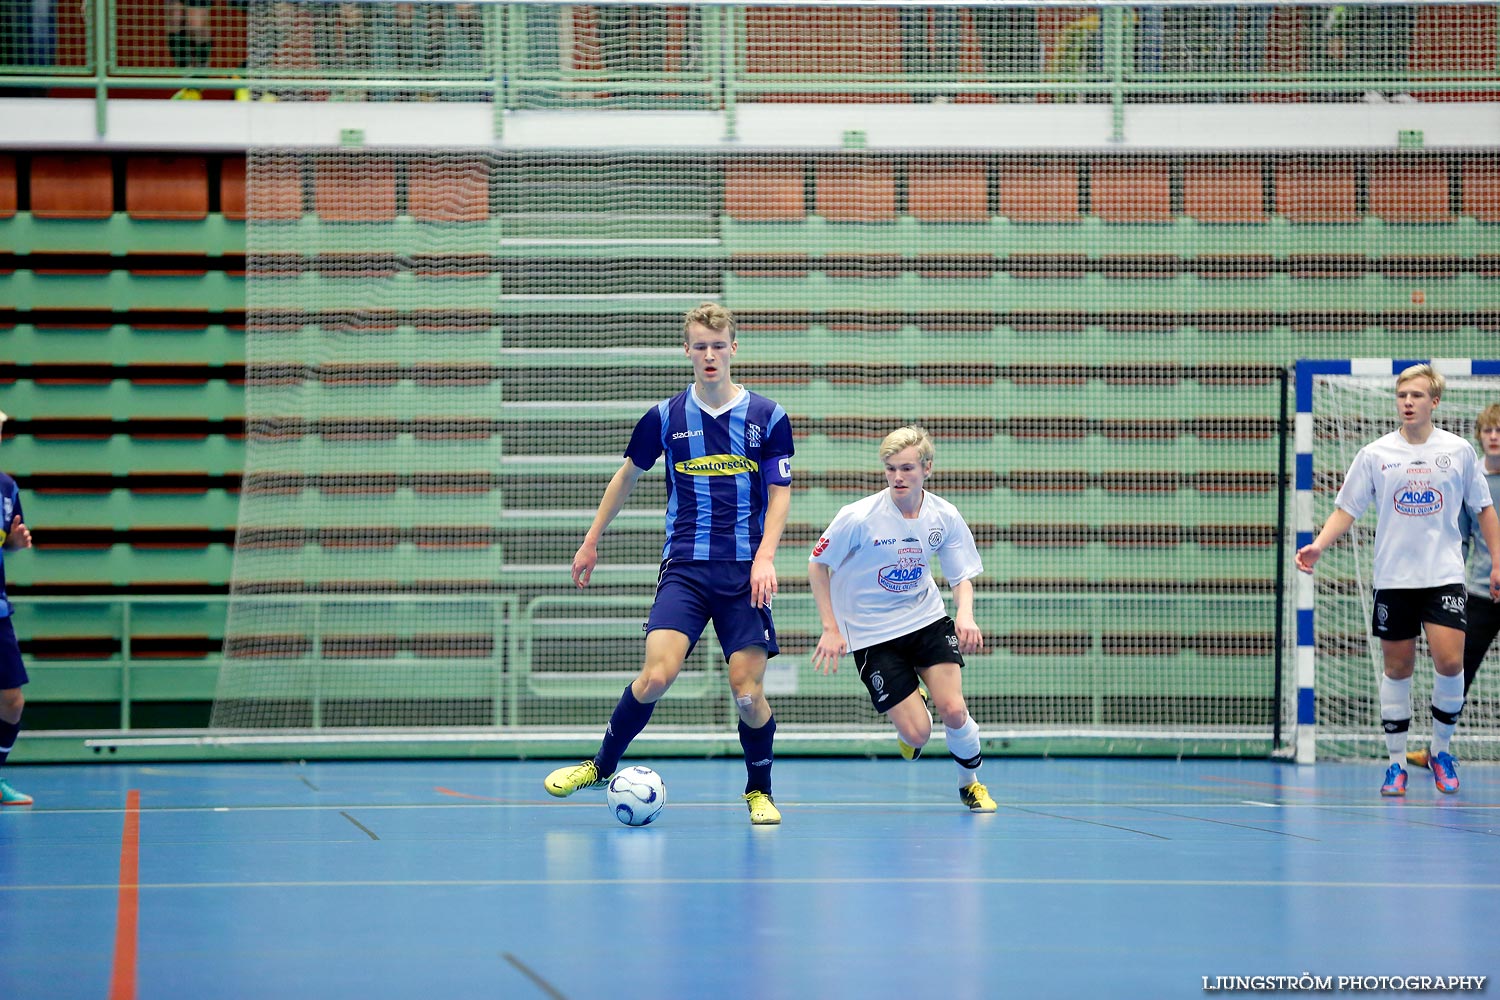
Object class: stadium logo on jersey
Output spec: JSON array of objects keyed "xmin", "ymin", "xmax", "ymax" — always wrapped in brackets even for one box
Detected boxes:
[
  {"xmin": 928, "ymin": 529, "xmax": 943, "ymax": 548},
  {"xmin": 746, "ymin": 424, "xmax": 762, "ymax": 449},
  {"xmin": 671, "ymin": 429, "xmax": 704, "ymax": 441},
  {"xmin": 878, "ymin": 559, "xmax": 925, "ymax": 593},
  {"xmin": 675, "ymin": 454, "xmax": 758, "ymax": 476},
  {"xmin": 1394, "ymin": 487, "xmax": 1442, "ymax": 516},
  {"xmin": 812, "ymin": 537, "xmax": 829, "ymax": 556}
]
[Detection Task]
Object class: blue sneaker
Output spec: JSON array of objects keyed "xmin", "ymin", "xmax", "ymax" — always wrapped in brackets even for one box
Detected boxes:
[
  {"xmin": 1430, "ymin": 751, "xmax": 1459, "ymax": 794},
  {"xmin": 0, "ymin": 778, "xmax": 32, "ymax": 806},
  {"xmin": 1380, "ymin": 763, "xmax": 1408, "ymax": 797}
]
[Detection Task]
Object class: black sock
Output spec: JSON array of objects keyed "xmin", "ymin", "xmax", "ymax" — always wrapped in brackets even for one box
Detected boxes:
[{"xmin": 739, "ymin": 715, "xmax": 776, "ymax": 796}]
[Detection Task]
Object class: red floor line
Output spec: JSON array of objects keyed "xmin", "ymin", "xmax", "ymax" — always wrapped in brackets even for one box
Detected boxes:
[{"xmin": 108, "ymin": 789, "xmax": 140, "ymax": 1000}]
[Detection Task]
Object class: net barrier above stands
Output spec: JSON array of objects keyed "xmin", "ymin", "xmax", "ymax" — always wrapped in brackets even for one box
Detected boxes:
[
  {"xmin": 195, "ymin": 2, "xmax": 1499, "ymax": 758},
  {"xmin": 1296, "ymin": 361, "xmax": 1500, "ymax": 763}
]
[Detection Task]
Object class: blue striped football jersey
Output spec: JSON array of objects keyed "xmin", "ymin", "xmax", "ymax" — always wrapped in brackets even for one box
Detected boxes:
[
  {"xmin": 0, "ymin": 473, "xmax": 23, "ymax": 618},
  {"xmin": 625, "ymin": 386, "xmax": 794, "ymax": 562}
]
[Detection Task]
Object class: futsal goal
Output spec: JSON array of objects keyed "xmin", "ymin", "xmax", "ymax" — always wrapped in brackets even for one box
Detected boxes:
[{"xmin": 1294, "ymin": 359, "xmax": 1500, "ymax": 763}]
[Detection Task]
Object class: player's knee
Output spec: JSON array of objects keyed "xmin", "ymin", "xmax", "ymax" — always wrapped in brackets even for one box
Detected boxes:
[
  {"xmin": 635, "ymin": 665, "xmax": 679, "ymax": 702},
  {"xmin": 932, "ymin": 695, "xmax": 967, "ymax": 727},
  {"xmin": 0, "ymin": 688, "xmax": 23, "ymax": 718}
]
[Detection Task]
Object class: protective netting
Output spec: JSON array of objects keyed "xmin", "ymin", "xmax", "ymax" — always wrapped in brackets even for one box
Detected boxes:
[
  {"xmin": 209, "ymin": 3, "xmax": 1499, "ymax": 753},
  {"xmin": 1306, "ymin": 370, "xmax": 1500, "ymax": 761}
]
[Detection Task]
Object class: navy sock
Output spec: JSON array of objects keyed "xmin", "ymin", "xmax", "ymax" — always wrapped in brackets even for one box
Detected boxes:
[
  {"xmin": 739, "ymin": 715, "xmax": 776, "ymax": 796},
  {"xmin": 595, "ymin": 683, "xmax": 654, "ymax": 776},
  {"xmin": 0, "ymin": 717, "xmax": 19, "ymax": 767}
]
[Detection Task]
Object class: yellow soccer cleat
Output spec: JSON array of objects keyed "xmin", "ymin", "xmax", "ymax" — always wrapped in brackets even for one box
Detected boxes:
[
  {"xmin": 959, "ymin": 781, "xmax": 997, "ymax": 813},
  {"xmin": 543, "ymin": 760, "xmax": 609, "ymax": 797},
  {"xmin": 1405, "ymin": 746, "xmax": 1431, "ymax": 770},
  {"xmin": 744, "ymin": 790, "xmax": 781, "ymax": 825}
]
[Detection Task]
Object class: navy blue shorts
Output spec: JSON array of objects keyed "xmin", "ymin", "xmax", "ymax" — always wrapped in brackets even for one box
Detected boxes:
[
  {"xmin": 0, "ymin": 617, "xmax": 30, "ymax": 690},
  {"xmin": 1372, "ymin": 584, "xmax": 1467, "ymax": 641},
  {"xmin": 646, "ymin": 560, "xmax": 778, "ymax": 661}
]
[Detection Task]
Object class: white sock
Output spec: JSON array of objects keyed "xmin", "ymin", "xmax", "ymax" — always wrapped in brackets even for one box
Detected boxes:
[
  {"xmin": 1380, "ymin": 674, "xmax": 1412, "ymax": 767},
  {"xmin": 1430, "ymin": 671, "xmax": 1466, "ymax": 757},
  {"xmin": 945, "ymin": 715, "xmax": 982, "ymax": 787}
]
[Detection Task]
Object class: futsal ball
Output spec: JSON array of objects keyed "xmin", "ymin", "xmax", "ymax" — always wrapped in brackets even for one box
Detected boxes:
[{"xmin": 607, "ymin": 766, "xmax": 666, "ymax": 827}]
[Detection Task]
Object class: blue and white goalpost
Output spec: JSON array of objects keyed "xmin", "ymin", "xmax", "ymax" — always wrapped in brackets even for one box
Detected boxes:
[{"xmin": 1294, "ymin": 359, "xmax": 1500, "ymax": 764}]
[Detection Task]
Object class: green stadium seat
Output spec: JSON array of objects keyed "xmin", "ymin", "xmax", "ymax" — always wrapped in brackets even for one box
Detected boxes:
[
  {"xmin": 126, "ymin": 155, "xmax": 210, "ymax": 221},
  {"xmin": 30, "ymin": 153, "xmax": 113, "ymax": 220}
]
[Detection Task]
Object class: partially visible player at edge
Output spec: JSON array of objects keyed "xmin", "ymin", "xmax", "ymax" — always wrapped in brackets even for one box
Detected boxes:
[
  {"xmin": 809, "ymin": 425, "xmax": 996, "ymax": 813},
  {"xmin": 0, "ymin": 410, "xmax": 35, "ymax": 806},
  {"xmin": 1296, "ymin": 364, "xmax": 1500, "ymax": 797},
  {"xmin": 543, "ymin": 304, "xmax": 794, "ymax": 825},
  {"xmin": 1409, "ymin": 402, "xmax": 1500, "ymax": 769}
]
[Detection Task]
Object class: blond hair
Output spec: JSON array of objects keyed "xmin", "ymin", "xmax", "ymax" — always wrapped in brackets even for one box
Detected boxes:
[
  {"xmin": 1477, "ymin": 403, "xmax": 1500, "ymax": 438},
  {"xmin": 683, "ymin": 302, "xmax": 735, "ymax": 341},
  {"xmin": 879, "ymin": 425, "xmax": 934, "ymax": 465},
  {"xmin": 1396, "ymin": 362, "xmax": 1445, "ymax": 401}
]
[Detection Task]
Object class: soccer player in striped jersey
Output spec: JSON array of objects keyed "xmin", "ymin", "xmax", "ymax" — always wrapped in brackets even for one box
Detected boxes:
[
  {"xmin": 1296, "ymin": 365, "xmax": 1500, "ymax": 796},
  {"xmin": 808, "ymin": 425, "xmax": 996, "ymax": 813},
  {"xmin": 0, "ymin": 411, "xmax": 34, "ymax": 806},
  {"xmin": 543, "ymin": 304, "xmax": 794, "ymax": 825}
]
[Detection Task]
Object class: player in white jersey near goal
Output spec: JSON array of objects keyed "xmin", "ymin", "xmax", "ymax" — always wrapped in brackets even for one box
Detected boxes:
[
  {"xmin": 1296, "ymin": 364, "xmax": 1500, "ymax": 796},
  {"xmin": 808, "ymin": 425, "xmax": 996, "ymax": 813},
  {"xmin": 1409, "ymin": 402, "xmax": 1500, "ymax": 770}
]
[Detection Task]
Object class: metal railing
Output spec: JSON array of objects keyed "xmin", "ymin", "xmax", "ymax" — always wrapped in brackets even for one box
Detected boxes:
[{"xmin": 1, "ymin": 3, "xmax": 1497, "ymax": 140}]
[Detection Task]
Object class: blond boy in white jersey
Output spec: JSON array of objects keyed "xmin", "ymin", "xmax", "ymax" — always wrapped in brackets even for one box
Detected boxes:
[
  {"xmin": 1296, "ymin": 364, "xmax": 1500, "ymax": 796},
  {"xmin": 809, "ymin": 426, "xmax": 995, "ymax": 812}
]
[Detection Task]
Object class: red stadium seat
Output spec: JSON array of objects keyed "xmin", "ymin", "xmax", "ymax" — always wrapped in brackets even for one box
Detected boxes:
[
  {"xmin": 1183, "ymin": 158, "xmax": 1266, "ymax": 223},
  {"xmin": 908, "ymin": 160, "xmax": 989, "ymax": 222},
  {"xmin": 1369, "ymin": 159, "xmax": 1452, "ymax": 223},
  {"xmin": 724, "ymin": 160, "xmax": 805, "ymax": 221},
  {"xmin": 315, "ymin": 156, "xmax": 397, "ymax": 222},
  {"xmin": 410, "ymin": 158, "xmax": 491, "ymax": 223},
  {"xmin": 30, "ymin": 153, "xmax": 114, "ymax": 219},
  {"xmin": 1463, "ymin": 158, "xmax": 1500, "ymax": 222},
  {"xmin": 1091, "ymin": 159, "xmax": 1172, "ymax": 223},
  {"xmin": 815, "ymin": 159, "xmax": 897, "ymax": 222},
  {"xmin": 1275, "ymin": 159, "xmax": 1358, "ymax": 223},
  {"xmin": 220, "ymin": 156, "xmax": 247, "ymax": 220},
  {"xmin": 126, "ymin": 155, "xmax": 209, "ymax": 221},
  {"xmin": 0, "ymin": 154, "xmax": 16, "ymax": 218},
  {"xmin": 247, "ymin": 154, "xmax": 304, "ymax": 221},
  {"xmin": 997, "ymin": 159, "xmax": 1080, "ymax": 222}
]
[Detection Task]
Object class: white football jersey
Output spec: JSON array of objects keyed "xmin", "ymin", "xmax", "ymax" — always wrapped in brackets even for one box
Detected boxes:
[
  {"xmin": 1335, "ymin": 427, "xmax": 1493, "ymax": 589},
  {"xmin": 809, "ymin": 489, "xmax": 983, "ymax": 651}
]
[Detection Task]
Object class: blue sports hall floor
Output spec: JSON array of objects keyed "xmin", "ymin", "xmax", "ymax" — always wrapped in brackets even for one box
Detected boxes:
[{"xmin": 0, "ymin": 756, "xmax": 1495, "ymax": 1000}]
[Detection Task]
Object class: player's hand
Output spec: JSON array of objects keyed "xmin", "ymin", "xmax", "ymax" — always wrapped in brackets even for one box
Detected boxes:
[
  {"xmin": 1294, "ymin": 543, "xmax": 1321, "ymax": 574},
  {"xmin": 1490, "ymin": 567, "xmax": 1499, "ymax": 602},
  {"xmin": 5, "ymin": 516, "xmax": 30, "ymax": 550},
  {"xmin": 750, "ymin": 554, "xmax": 777, "ymax": 608},
  {"xmin": 811, "ymin": 628, "xmax": 846, "ymax": 674},
  {"xmin": 955, "ymin": 615, "xmax": 983, "ymax": 655},
  {"xmin": 571, "ymin": 538, "xmax": 598, "ymax": 588}
]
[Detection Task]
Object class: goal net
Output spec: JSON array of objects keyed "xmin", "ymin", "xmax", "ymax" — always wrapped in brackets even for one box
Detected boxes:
[{"xmin": 1296, "ymin": 360, "xmax": 1500, "ymax": 762}]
